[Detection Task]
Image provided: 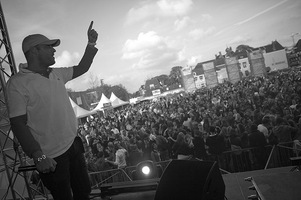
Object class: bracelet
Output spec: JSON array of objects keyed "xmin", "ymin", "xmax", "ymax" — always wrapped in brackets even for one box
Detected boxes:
[
  {"xmin": 88, "ymin": 41, "xmax": 96, "ymax": 46},
  {"xmin": 37, "ymin": 154, "xmax": 47, "ymax": 162}
]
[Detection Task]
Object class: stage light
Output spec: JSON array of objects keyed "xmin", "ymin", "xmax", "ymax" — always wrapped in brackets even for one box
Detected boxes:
[
  {"xmin": 131, "ymin": 160, "xmax": 162, "ymax": 180},
  {"xmin": 100, "ymin": 161, "xmax": 161, "ymax": 199},
  {"xmin": 142, "ymin": 166, "xmax": 151, "ymax": 175}
]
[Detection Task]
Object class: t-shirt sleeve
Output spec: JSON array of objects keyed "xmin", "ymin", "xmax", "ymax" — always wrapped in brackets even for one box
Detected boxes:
[
  {"xmin": 6, "ymin": 78, "xmax": 27, "ymax": 118},
  {"xmin": 52, "ymin": 67, "xmax": 74, "ymax": 84}
]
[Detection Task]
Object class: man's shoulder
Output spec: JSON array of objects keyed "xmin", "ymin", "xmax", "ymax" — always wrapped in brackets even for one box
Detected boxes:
[{"xmin": 6, "ymin": 71, "xmax": 28, "ymax": 88}]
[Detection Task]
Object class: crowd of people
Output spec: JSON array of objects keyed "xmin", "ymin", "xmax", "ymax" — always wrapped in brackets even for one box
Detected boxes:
[{"xmin": 78, "ymin": 67, "xmax": 301, "ymax": 175}]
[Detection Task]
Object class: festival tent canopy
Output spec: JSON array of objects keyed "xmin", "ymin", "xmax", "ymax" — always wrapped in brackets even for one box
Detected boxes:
[
  {"xmin": 69, "ymin": 98, "xmax": 97, "ymax": 118},
  {"xmin": 110, "ymin": 92, "xmax": 129, "ymax": 108},
  {"xmin": 92, "ymin": 93, "xmax": 112, "ymax": 111}
]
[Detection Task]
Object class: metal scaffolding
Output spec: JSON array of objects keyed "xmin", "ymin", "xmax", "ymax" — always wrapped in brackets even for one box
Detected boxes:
[{"xmin": 0, "ymin": 2, "xmax": 48, "ymax": 200}]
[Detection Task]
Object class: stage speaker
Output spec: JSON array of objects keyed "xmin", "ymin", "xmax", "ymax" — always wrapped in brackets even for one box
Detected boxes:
[{"xmin": 154, "ymin": 159, "xmax": 225, "ymax": 200}]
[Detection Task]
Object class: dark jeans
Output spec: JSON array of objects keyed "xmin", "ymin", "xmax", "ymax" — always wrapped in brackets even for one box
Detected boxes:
[{"xmin": 39, "ymin": 136, "xmax": 91, "ymax": 200}]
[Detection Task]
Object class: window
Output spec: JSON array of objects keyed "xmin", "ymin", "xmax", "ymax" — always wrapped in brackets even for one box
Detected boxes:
[{"xmin": 243, "ymin": 62, "xmax": 247, "ymax": 68}]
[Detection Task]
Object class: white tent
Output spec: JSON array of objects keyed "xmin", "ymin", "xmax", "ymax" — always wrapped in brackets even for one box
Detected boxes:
[
  {"xmin": 69, "ymin": 98, "xmax": 97, "ymax": 118},
  {"xmin": 110, "ymin": 92, "xmax": 129, "ymax": 108},
  {"xmin": 92, "ymin": 93, "xmax": 112, "ymax": 111}
]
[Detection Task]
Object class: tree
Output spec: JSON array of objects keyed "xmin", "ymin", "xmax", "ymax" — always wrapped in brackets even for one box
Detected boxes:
[
  {"xmin": 169, "ymin": 66, "xmax": 182, "ymax": 86},
  {"xmin": 235, "ymin": 44, "xmax": 255, "ymax": 53},
  {"xmin": 111, "ymin": 84, "xmax": 129, "ymax": 101},
  {"xmin": 132, "ymin": 91, "xmax": 141, "ymax": 98},
  {"xmin": 100, "ymin": 84, "xmax": 111, "ymax": 99},
  {"xmin": 88, "ymin": 72, "xmax": 100, "ymax": 89},
  {"xmin": 156, "ymin": 74, "xmax": 169, "ymax": 87}
]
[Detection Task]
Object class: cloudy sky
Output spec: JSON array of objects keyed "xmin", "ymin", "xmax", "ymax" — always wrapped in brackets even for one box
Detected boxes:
[{"xmin": 2, "ymin": 0, "xmax": 301, "ymax": 93}]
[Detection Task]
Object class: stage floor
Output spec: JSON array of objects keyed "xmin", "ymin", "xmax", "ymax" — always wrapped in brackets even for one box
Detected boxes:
[
  {"xmin": 223, "ymin": 166, "xmax": 300, "ymax": 200},
  {"xmin": 91, "ymin": 166, "xmax": 299, "ymax": 200}
]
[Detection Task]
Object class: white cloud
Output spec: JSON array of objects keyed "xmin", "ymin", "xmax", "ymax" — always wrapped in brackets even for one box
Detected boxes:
[
  {"xmin": 122, "ymin": 31, "xmax": 181, "ymax": 70},
  {"xmin": 133, "ymin": 51, "xmax": 179, "ymax": 70},
  {"xmin": 125, "ymin": 0, "xmax": 193, "ymax": 25},
  {"xmin": 125, "ymin": 3, "xmax": 157, "ymax": 25},
  {"xmin": 177, "ymin": 48, "xmax": 187, "ymax": 62},
  {"xmin": 122, "ymin": 31, "xmax": 162, "ymax": 59},
  {"xmin": 187, "ymin": 55, "xmax": 203, "ymax": 67},
  {"xmin": 157, "ymin": 0, "xmax": 193, "ymax": 16},
  {"xmin": 57, "ymin": 50, "xmax": 89, "ymax": 91},
  {"xmin": 105, "ymin": 68, "xmax": 162, "ymax": 93},
  {"xmin": 228, "ymin": 35, "xmax": 252, "ymax": 45},
  {"xmin": 53, "ymin": 50, "xmax": 80, "ymax": 67},
  {"xmin": 201, "ymin": 14, "xmax": 213, "ymax": 21},
  {"xmin": 188, "ymin": 26, "xmax": 216, "ymax": 40},
  {"xmin": 177, "ymin": 48, "xmax": 202, "ymax": 67},
  {"xmin": 174, "ymin": 16, "xmax": 191, "ymax": 31}
]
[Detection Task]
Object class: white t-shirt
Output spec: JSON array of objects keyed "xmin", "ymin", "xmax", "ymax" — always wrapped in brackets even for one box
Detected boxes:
[
  {"xmin": 114, "ymin": 148, "xmax": 127, "ymax": 168},
  {"xmin": 257, "ymin": 124, "xmax": 269, "ymax": 138},
  {"xmin": 7, "ymin": 65, "xmax": 76, "ymax": 158}
]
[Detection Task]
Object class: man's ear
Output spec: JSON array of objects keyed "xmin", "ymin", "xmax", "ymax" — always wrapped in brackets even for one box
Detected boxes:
[{"xmin": 29, "ymin": 46, "xmax": 39, "ymax": 55}]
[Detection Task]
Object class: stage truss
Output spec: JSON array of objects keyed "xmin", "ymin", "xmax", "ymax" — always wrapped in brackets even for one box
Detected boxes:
[{"xmin": 0, "ymin": 2, "xmax": 48, "ymax": 200}]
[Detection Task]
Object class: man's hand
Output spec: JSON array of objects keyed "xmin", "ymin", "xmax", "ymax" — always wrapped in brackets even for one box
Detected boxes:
[
  {"xmin": 87, "ymin": 21, "xmax": 98, "ymax": 44},
  {"xmin": 36, "ymin": 157, "xmax": 57, "ymax": 174},
  {"xmin": 33, "ymin": 151, "xmax": 57, "ymax": 174}
]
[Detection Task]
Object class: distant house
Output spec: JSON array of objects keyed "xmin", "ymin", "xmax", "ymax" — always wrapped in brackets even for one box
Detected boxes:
[
  {"xmin": 295, "ymin": 39, "xmax": 301, "ymax": 52},
  {"xmin": 258, "ymin": 40, "xmax": 289, "ymax": 71},
  {"xmin": 257, "ymin": 40, "xmax": 285, "ymax": 53},
  {"xmin": 144, "ymin": 78, "xmax": 161, "ymax": 97}
]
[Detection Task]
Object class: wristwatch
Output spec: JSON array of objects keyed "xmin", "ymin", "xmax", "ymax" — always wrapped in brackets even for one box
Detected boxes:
[
  {"xmin": 88, "ymin": 41, "xmax": 96, "ymax": 46},
  {"xmin": 37, "ymin": 154, "xmax": 47, "ymax": 162}
]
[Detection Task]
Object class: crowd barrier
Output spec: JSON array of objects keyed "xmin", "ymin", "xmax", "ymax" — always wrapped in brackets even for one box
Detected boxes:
[{"xmin": 88, "ymin": 141, "xmax": 300, "ymax": 189}]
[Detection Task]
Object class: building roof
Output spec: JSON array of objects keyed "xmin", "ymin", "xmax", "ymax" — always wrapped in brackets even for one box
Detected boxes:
[
  {"xmin": 214, "ymin": 57, "xmax": 226, "ymax": 68},
  {"xmin": 257, "ymin": 40, "xmax": 285, "ymax": 53},
  {"xmin": 295, "ymin": 39, "xmax": 301, "ymax": 52},
  {"xmin": 193, "ymin": 59, "xmax": 215, "ymax": 75}
]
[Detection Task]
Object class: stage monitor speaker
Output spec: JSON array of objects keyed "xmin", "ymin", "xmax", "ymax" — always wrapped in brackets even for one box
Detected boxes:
[{"xmin": 154, "ymin": 159, "xmax": 225, "ymax": 200}]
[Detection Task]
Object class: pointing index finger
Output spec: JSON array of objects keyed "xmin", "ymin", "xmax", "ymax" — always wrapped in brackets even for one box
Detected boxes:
[{"xmin": 88, "ymin": 21, "xmax": 94, "ymax": 31}]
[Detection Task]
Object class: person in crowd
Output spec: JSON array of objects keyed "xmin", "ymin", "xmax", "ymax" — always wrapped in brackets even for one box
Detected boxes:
[
  {"xmin": 236, "ymin": 123, "xmax": 249, "ymax": 148},
  {"xmin": 248, "ymin": 124, "xmax": 267, "ymax": 169},
  {"xmin": 155, "ymin": 134, "xmax": 170, "ymax": 161},
  {"xmin": 228, "ymin": 127, "xmax": 244, "ymax": 171},
  {"xmin": 104, "ymin": 141, "xmax": 115, "ymax": 163},
  {"xmin": 172, "ymin": 131, "xmax": 194, "ymax": 160},
  {"xmin": 105, "ymin": 141, "xmax": 128, "ymax": 169},
  {"xmin": 85, "ymin": 147, "xmax": 98, "ymax": 172},
  {"xmin": 150, "ymin": 142, "xmax": 161, "ymax": 162},
  {"xmin": 80, "ymin": 66, "xmax": 300, "ymax": 177},
  {"xmin": 273, "ymin": 116, "xmax": 299, "ymax": 143},
  {"xmin": 94, "ymin": 149, "xmax": 112, "ymax": 171},
  {"xmin": 7, "ymin": 21, "xmax": 98, "ymax": 200},
  {"xmin": 141, "ymin": 132, "xmax": 153, "ymax": 161},
  {"xmin": 273, "ymin": 116, "xmax": 300, "ymax": 165},
  {"xmin": 257, "ymin": 116, "xmax": 271, "ymax": 144},
  {"xmin": 206, "ymin": 126, "xmax": 225, "ymax": 156},
  {"xmin": 236, "ymin": 123, "xmax": 252, "ymax": 170},
  {"xmin": 192, "ymin": 127, "xmax": 207, "ymax": 160},
  {"xmin": 127, "ymin": 139, "xmax": 143, "ymax": 166}
]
